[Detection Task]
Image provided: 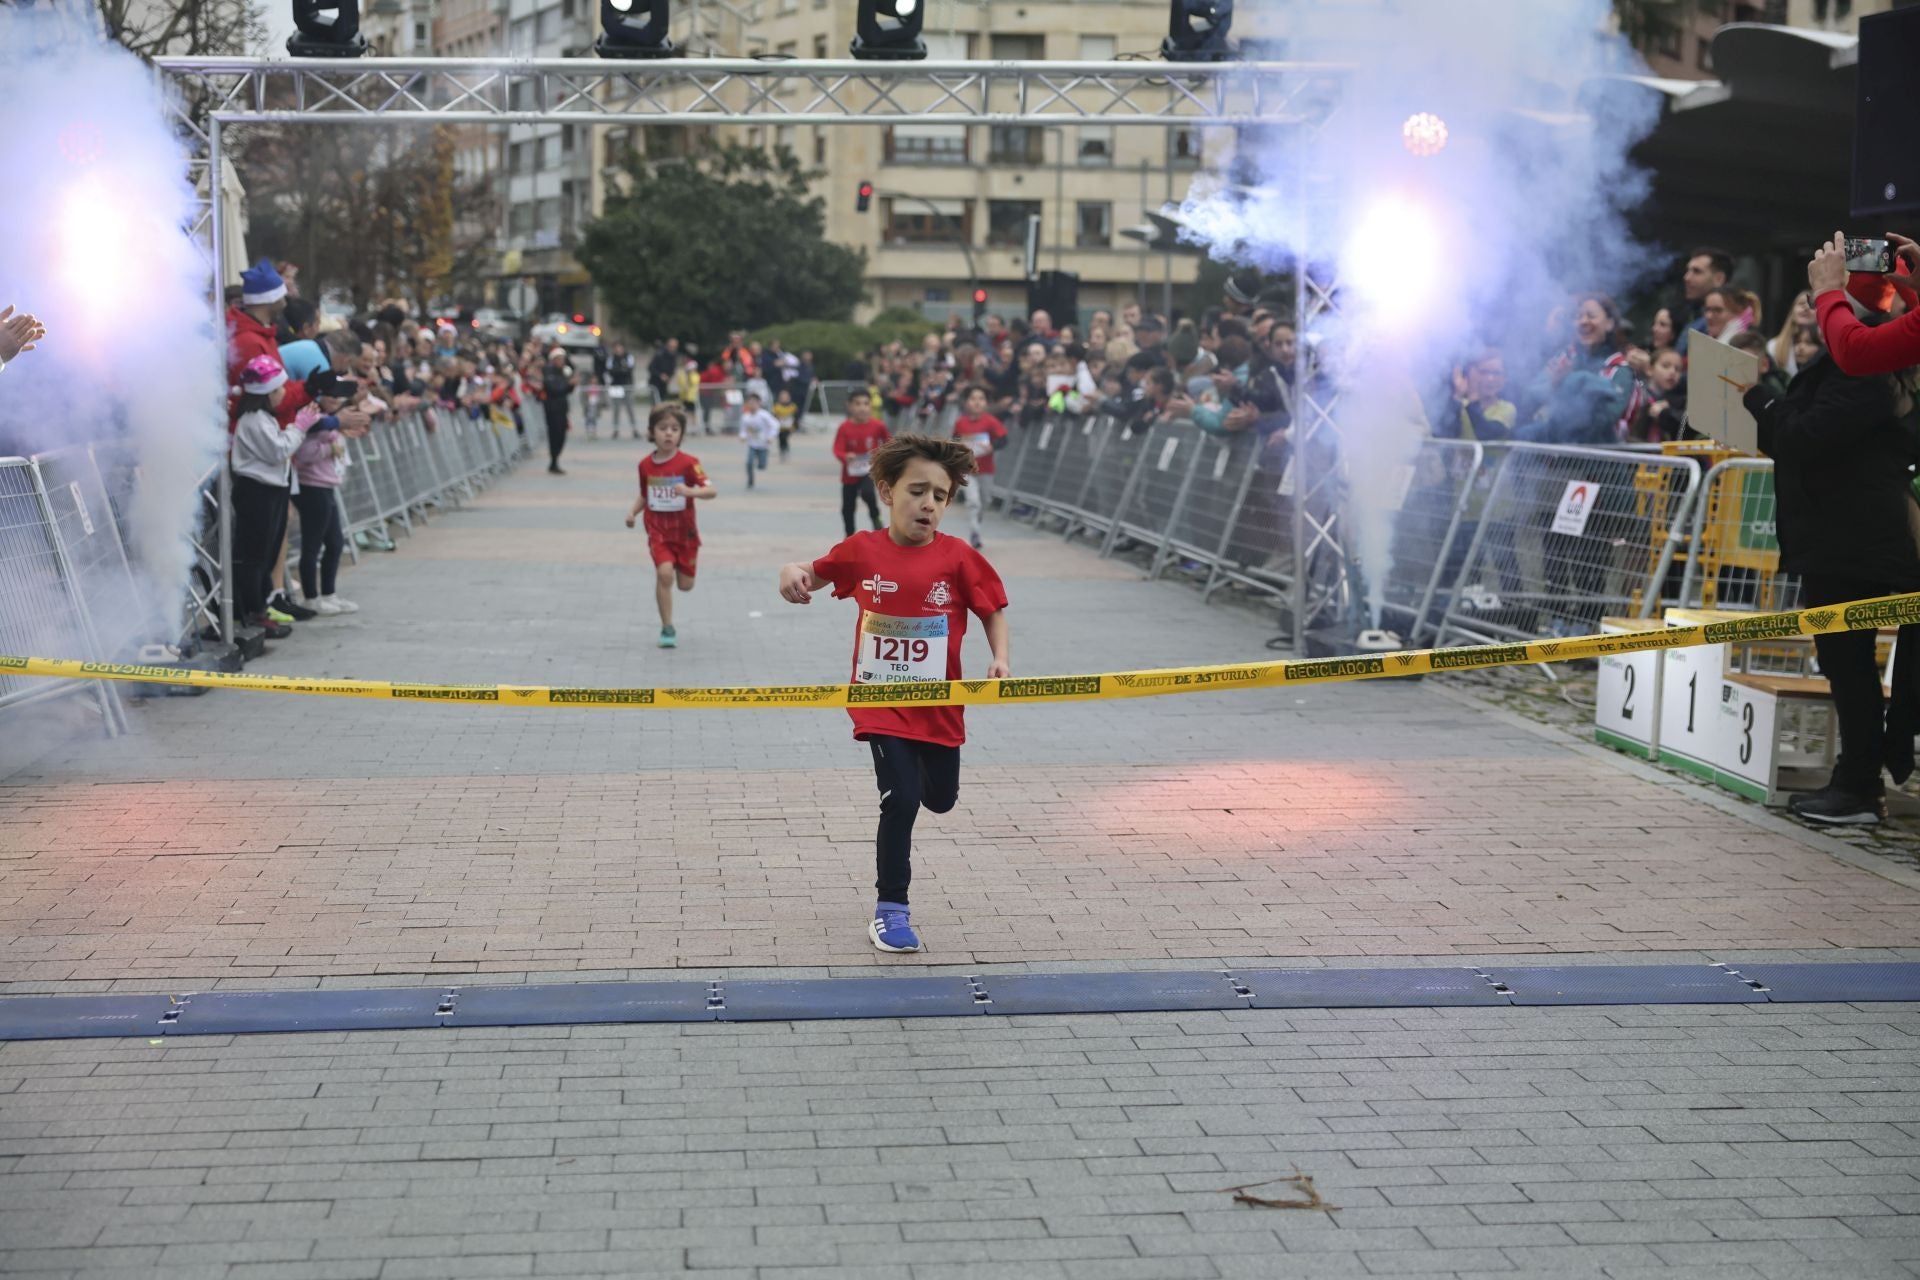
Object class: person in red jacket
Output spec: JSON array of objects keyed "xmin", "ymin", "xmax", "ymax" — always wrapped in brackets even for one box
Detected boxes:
[
  {"xmin": 832, "ymin": 388, "xmax": 891, "ymax": 536},
  {"xmin": 226, "ymin": 259, "xmax": 310, "ymax": 431},
  {"xmin": 1810, "ymin": 231, "xmax": 1920, "ymax": 375}
]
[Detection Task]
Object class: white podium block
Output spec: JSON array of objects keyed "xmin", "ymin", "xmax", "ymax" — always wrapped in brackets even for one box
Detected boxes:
[
  {"xmin": 1657, "ymin": 608, "xmax": 1736, "ymax": 782},
  {"xmin": 1594, "ymin": 616, "xmax": 1662, "ymax": 760},
  {"xmin": 1714, "ymin": 674, "xmax": 1835, "ymax": 806}
]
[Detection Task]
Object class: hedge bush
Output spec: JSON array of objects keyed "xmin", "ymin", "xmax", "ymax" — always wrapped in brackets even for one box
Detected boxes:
[{"xmin": 751, "ymin": 311, "xmax": 942, "ymax": 382}]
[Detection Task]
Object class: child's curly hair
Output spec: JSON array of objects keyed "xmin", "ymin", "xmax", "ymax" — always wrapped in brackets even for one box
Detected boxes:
[
  {"xmin": 870, "ymin": 434, "xmax": 978, "ymax": 493},
  {"xmin": 647, "ymin": 403, "xmax": 688, "ymax": 441}
]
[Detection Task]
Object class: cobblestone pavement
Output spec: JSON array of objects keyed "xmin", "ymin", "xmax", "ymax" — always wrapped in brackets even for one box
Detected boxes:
[{"xmin": 2, "ymin": 429, "xmax": 1917, "ymax": 1277}]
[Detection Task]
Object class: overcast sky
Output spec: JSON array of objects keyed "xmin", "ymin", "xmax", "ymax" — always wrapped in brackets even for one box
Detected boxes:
[{"xmin": 253, "ymin": 0, "xmax": 297, "ymax": 54}]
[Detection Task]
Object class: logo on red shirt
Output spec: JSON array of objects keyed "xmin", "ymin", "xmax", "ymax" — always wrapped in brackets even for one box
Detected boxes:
[
  {"xmin": 862, "ymin": 574, "xmax": 899, "ymax": 604},
  {"xmin": 924, "ymin": 580, "xmax": 953, "ymax": 608}
]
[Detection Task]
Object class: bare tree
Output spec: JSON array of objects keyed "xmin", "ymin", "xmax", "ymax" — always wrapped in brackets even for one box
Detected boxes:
[{"xmin": 95, "ymin": 0, "xmax": 264, "ymax": 61}]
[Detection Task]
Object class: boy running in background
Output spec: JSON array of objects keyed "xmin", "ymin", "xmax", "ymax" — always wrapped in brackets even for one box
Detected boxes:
[
  {"xmin": 832, "ymin": 388, "xmax": 890, "ymax": 537},
  {"xmin": 738, "ymin": 392, "xmax": 779, "ymax": 490},
  {"xmin": 778, "ymin": 435, "xmax": 1012, "ymax": 954},
  {"xmin": 950, "ymin": 384, "xmax": 1007, "ymax": 549},
  {"xmin": 626, "ymin": 404, "xmax": 715, "ymax": 649}
]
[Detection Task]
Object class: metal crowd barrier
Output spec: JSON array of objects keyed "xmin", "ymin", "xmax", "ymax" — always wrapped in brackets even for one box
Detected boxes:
[
  {"xmin": 1676, "ymin": 456, "xmax": 1799, "ymax": 613},
  {"xmin": 696, "ymin": 382, "xmax": 746, "ymax": 435},
  {"xmin": 0, "ymin": 409, "xmax": 523, "ymax": 737},
  {"xmin": 993, "ymin": 414, "xmax": 1720, "ymax": 651},
  {"xmin": 1435, "ymin": 444, "xmax": 1702, "ymax": 648},
  {"xmin": 0, "ymin": 457, "xmax": 127, "ymax": 733},
  {"xmin": 806, "ymin": 381, "xmax": 867, "ymax": 420}
]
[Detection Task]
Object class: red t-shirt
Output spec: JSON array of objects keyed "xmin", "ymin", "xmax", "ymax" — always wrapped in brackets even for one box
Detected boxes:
[
  {"xmin": 637, "ymin": 450, "xmax": 708, "ymax": 543},
  {"xmin": 813, "ymin": 530, "xmax": 1009, "ymax": 748},
  {"xmin": 832, "ymin": 418, "xmax": 892, "ymax": 484},
  {"xmin": 951, "ymin": 412, "xmax": 1008, "ymax": 476}
]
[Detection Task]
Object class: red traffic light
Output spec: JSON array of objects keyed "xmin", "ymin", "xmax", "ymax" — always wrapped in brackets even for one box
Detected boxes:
[
  {"xmin": 572, "ymin": 313, "xmax": 585, "ymax": 323},
  {"xmin": 972, "ymin": 288, "xmax": 988, "ymax": 304},
  {"xmin": 856, "ymin": 180, "xmax": 874, "ymax": 213}
]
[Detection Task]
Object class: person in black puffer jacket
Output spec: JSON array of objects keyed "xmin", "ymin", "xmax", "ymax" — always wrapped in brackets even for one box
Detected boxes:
[{"xmin": 1747, "ymin": 349, "xmax": 1920, "ymax": 825}]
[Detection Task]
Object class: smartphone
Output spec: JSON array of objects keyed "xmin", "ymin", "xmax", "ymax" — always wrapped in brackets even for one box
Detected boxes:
[{"xmin": 1845, "ymin": 236, "xmax": 1895, "ymax": 273}]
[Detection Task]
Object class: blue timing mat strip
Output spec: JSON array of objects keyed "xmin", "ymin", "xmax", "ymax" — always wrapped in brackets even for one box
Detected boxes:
[{"xmin": 0, "ymin": 962, "xmax": 1914, "ymax": 1041}]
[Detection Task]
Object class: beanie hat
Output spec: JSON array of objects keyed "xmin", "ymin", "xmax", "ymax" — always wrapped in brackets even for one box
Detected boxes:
[
  {"xmin": 240, "ymin": 258, "xmax": 287, "ymax": 306},
  {"xmin": 242, "ymin": 354, "xmax": 288, "ymax": 394}
]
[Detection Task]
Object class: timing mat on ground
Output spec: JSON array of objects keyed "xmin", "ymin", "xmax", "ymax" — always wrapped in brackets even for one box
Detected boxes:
[{"xmin": 1, "ymin": 962, "xmax": 1915, "ymax": 1040}]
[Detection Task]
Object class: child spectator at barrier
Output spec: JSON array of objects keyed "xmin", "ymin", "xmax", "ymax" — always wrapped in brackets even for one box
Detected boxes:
[
  {"xmin": 832, "ymin": 389, "xmax": 891, "ymax": 537},
  {"xmin": 772, "ymin": 388, "xmax": 798, "ymax": 460},
  {"xmin": 950, "ymin": 385, "xmax": 1007, "ymax": 549},
  {"xmin": 626, "ymin": 404, "xmax": 715, "ymax": 649},
  {"xmin": 230, "ymin": 355, "xmax": 339, "ymax": 640},
  {"xmin": 290, "ymin": 370, "xmax": 368, "ymax": 615},
  {"xmin": 777, "ymin": 434, "xmax": 1011, "ymax": 954},
  {"xmin": 1631, "ymin": 347, "xmax": 1687, "ymax": 443},
  {"xmin": 674, "ymin": 356, "xmax": 701, "ymax": 428},
  {"xmin": 738, "ymin": 392, "xmax": 779, "ymax": 490}
]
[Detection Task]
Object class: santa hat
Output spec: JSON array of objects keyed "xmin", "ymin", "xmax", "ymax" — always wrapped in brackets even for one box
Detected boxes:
[
  {"xmin": 1848, "ymin": 268, "xmax": 1920, "ymax": 320},
  {"xmin": 241, "ymin": 354, "xmax": 288, "ymax": 394},
  {"xmin": 240, "ymin": 258, "xmax": 287, "ymax": 306}
]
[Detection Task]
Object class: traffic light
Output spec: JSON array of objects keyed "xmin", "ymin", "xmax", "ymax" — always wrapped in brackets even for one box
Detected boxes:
[
  {"xmin": 856, "ymin": 181, "xmax": 874, "ymax": 213},
  {"xmin": 972, "ymin": 287, "xmax": 988, "ymax": 323}
]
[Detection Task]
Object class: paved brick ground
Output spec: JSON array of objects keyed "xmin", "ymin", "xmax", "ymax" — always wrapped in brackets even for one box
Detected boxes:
[
  {"xmin": 3, "ymin": 428, "xmax": 1918, "ymax": 1277},
  {"xmin": 2, "ymin": 1005, "xmax": 1918, "ymax": 1279}
]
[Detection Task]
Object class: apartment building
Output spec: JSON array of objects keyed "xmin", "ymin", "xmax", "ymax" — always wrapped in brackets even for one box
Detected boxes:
[
  {"xmin": 496, "ymin": 0, "xmax": 599, "ymax": 315},
  {"xmin": 583, "ymin": 0, "xmax": 1208, "ymax": 326}
]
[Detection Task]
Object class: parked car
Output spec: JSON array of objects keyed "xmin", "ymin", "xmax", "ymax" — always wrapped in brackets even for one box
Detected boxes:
[
  {"xmin": 530, "ymin": 312, "xmax": 603, "ymax": 351},
  {"xmin": 471, "ymin": 308, "xmax": 523, "ymax": 341}
]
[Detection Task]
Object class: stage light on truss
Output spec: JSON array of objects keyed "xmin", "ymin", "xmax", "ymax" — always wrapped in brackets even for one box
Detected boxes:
[
  {"xmin": 851, "ymin": 0, "xmax": 926, "ymax": 61},
  {"xmin": 1162, "ymin": 0, "xmax": 1236, "ymax": 62},
  {"xmin": 287, "ymin": 0, "xmax": 367, "ymax": 58},
  {"xmin": 595, "ymin": 0, "xmax": 676, "ymax": 59}
]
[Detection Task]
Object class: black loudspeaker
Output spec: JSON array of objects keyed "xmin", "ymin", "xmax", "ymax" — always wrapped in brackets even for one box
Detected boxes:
[
  {"xmin": 1852, "ymin": 6, "xmax": 1920, "ymax": 218},
  {"xmin": 1026, "ymin": 270, "xmax": 1080, "ymax": 327}
]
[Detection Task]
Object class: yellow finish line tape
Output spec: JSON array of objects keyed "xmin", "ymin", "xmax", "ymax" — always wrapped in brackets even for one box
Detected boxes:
[{"xmin": 6, "ymin": 593, "xmax": 1917, "ymax": 709}]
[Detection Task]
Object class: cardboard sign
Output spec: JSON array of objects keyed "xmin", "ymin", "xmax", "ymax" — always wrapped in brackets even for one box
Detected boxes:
[
  {"xmin": 1684, "ymin": 332, "xmax": 1761, "ymax": 455},
  {"xmin": 1551, "ymin": 480, "xmax": 1599, "ymax": 536}
]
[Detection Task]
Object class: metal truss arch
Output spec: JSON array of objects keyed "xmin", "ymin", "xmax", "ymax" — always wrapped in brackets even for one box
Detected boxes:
[{"xmin": 155, "ymin": 56, "xmax": 1346, "ymax": 130}]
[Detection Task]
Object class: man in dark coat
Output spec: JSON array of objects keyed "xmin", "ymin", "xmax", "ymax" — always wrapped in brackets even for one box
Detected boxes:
[{"xmin": 1747, "ymin": 347, "xmax": 1920, "ymax": 824}]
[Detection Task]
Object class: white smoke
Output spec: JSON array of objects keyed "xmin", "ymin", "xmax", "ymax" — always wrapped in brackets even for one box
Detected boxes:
[
  {"xmin": 0, "ymin": 5, "xmax": 226, "ymax": 651},
  {"xmin": 1182, "ymin": 0, "xmax": 1663, "ymax": 627}
]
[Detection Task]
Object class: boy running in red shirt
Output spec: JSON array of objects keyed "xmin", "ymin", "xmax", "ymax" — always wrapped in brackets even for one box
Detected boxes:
[
  {"xmin": 950, "ymin": 383, "xmax": 1008, "ymax": 549},
  {"xmin": 778, "ymin": 435, "xmax": 1012, "ymax": 954},
  {"xmin": 626, "ymin": 405, "xmax": 715, "ymax": 649},
  {"xmin": 831, "ymin": 388, "xmax": 891, "ymax": 537}
]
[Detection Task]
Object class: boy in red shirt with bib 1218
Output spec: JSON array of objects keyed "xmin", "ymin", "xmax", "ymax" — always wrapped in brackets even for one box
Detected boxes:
[
  {"xmin": 778, "ymin": 435, "xmax": 1011, "ymax": 954},
  {"xmin": 627, "ymin": 404, "xmax": 715, "ymax": 650}
]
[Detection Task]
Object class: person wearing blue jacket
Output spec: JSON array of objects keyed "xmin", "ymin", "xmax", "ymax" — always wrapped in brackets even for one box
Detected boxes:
[{"xmin": 1517, "ymin": 294, "xmax": 1637, "ymax": 446}]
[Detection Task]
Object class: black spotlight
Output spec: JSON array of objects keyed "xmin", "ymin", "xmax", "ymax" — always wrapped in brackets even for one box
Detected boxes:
[
  {"xmin": 1161, "ymin": 0, "xmax": 1236, "ymax": 62},
  {"xmin": 595, "ymin": 0, "xmax": 676, "ymax": 59},
  {"xmin": 851, "ymin": 0, "xmax": 926, "ymax": 61},
  {"xmin": 287, "ymin": 0, "xmax": 368, "ymax": 57}
]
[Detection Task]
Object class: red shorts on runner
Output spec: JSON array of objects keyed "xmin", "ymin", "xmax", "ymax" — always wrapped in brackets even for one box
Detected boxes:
[{"xmin": 648, "ymin": 535, "xmax": 698, "ymax": 579}]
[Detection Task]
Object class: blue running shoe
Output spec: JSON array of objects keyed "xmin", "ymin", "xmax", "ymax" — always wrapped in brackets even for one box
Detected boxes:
[
  {"xmin": 658, "ymin": 625, "xmax": 677, "ymax": 649},
  {"xmin": 868, "ymin": 903, "xmax": 921, "ymax": 953}
]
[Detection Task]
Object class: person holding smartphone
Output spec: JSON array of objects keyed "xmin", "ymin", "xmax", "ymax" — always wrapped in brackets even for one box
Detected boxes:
[{"xmin": 1810, "ymin": 231, "xmax": 1920, "ymax": 375}]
